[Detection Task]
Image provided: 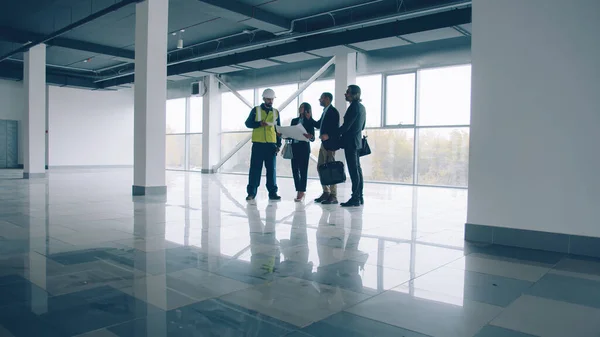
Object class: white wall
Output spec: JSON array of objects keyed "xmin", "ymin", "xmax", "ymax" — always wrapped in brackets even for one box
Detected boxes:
[
  {"xmin": 0, "ymin": 79, "xmax": 25, "ymax": 164},
  {"xmin": 48, "ymin": 86, "xmax": 134, "ymax": 166},
  {"xmin": 467, "ymin": 0, "xmax": 600, "ymax": 237}
]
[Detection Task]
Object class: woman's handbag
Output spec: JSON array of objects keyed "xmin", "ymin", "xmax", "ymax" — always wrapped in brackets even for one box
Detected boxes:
[
  {"xmin": 359, "ymin": 135, "xmax": 371, "ymax": 157},
  {"xmin": 282, "ymin": 141, "xmax": 293, "ymax": 159}
]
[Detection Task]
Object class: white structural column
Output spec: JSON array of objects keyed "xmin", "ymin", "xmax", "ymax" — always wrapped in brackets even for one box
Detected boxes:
[
  {"xmin": 334, "ymin": 52, "xmax": 356, "ymax": 167},
  {"xmin": 334, "ymin": 51, "xmax": 356, "ymax": 118},
  {"xmin": 23, "ymin": 44, "xmax": 47, "ymax": 179},
  {"xmin": 132, "ymin": 0, "xmax": 169, "ymax": 195},
  {"xmin": 467, "ymin": 0, "xmax": 600, "ymax": 243},
  {"xmin": 202, "ymin": 75, "xmax": 222, "ymax": 173}
]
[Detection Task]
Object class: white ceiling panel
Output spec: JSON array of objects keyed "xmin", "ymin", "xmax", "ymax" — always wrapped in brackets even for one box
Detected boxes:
[
  {"xmin": 308, "ymin": 45, "xmax": 355, "ymax": 57},
  {"xmin": 271, "ymin": 52, "xmax": 319, "ymax": 63},
  {"xmin": 204, "ymin": 66, "xmax": 242, "ymax": 74},
  {"xmin": 350, "ymin": 37, "xmax": 410, "ymax": 51},
  {"xmin": 238, "ymin": 59, "xmax": 280, "ymax": 69},
  {"xmin": 182, "ymin": 71, "xmax": 211, "ymax": 78},
  {"xmin": 459, "ymin": 23, "xmax": 472, "ymax": 34},
  {"xmin": 167, "ymin": 74, "xmax": 193, "ymax": 81},
  {"xmin": 401, "ymin": 28, "xmax": 463, "ymax": 43}
]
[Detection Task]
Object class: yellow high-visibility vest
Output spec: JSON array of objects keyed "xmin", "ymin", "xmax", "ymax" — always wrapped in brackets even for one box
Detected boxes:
[{"xmin": 251, "ymin": 106, "xmax": 279, "ymax": 144}]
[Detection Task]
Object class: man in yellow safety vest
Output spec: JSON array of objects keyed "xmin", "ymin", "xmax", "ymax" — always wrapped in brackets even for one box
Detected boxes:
[{"xmin": 245, "ymin": 88, "xmax": 282, "ymax": 202}]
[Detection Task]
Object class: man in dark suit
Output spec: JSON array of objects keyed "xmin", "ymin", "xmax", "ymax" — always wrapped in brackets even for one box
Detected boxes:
[
  {"xmin": 311, "ymin": 92, "xmax": 340, "ymax": 205},
  {"xmin": 339, "ymin": 85, "xmax": 366, "ymax": 207}
]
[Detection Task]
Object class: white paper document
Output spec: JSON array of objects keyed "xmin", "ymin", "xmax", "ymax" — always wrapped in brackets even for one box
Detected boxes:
[{"xmin": 276, "ymin": 123, "xmax": 309, "ymax": 141}]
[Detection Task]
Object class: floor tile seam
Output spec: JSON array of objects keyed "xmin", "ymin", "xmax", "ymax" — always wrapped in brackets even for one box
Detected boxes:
[
  {"xmin": 339, "ymin": 291, "xmax": 441, "ymax": 335},
  {"xmin": 92, "ymin": 257, "xmax": 146, "ymax": 277},
  {"xmin": 311, "ymin": 311, "xmax": 437, "ymax": 337},
  {"xmin": 212, "ymin": 297, "xmax": 300, "ymax": 331},
  {"xmin": 388, "ymin": 252, "xmax": 467, "ymax": 281},
  {"xmin": 443, "ymin": 262, "xmax": 549, "ymax": 283},
  {"xmin": 357, "ymin": 253, "xmax": 507, "ymax": 305},
  {"xmin": 464, "ymin": 251, "xmax": 563, "ymax": 269},
  {"xmin": 546, "ymin": 269, "xmax": 600, "ymax": 282}
]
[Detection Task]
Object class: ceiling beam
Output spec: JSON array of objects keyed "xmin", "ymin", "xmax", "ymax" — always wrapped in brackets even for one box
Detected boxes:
[
  {"xmin": 100, "ymin": 7, "xmax": 471, "ymax": 88},
  {"xmin": 0, "ymin": 27, "xmax": 134, "ymax": 60},
  {"xmin": 197, "ymin": 0, "xmax": 290, "ymax": 33},
  {"xmin": 0, "ymin": 64, "xmax": 98, "ymax": 89}
]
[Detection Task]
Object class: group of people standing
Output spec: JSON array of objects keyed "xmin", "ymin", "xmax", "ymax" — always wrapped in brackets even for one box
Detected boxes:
[{"xmin": 244, "ymin": 85, "xmax": 366, "ymax": 208}]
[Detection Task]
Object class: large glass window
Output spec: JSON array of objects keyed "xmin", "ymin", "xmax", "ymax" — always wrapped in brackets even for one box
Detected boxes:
[
  {"xmin": 220, "ymin": 132, "xmax": 252, "ymax": 174},
  {"xmin": 166, "ymin": 98, "xmax": 186, "ymax": 134},
  {"xmin": 361, "ymin": 129, "xmax": 414, "ymax": 183},
  {"xmin": 356, "ymin": 75, "xmax": 382, "ymax": 127},
  {"xmin": 385, "ymin": 73, "xmax": 415, "ymax": 126},
  {"xmin": 300, "ymin": 79, "xmax": 335, "ymax": 116},
  {"xmin": 221, "ymin": 89, "xmax": 254, "ymax": 132},
  {"xmin": 189, "ymin": 96, "xmax": 203, "ymax": 133},
  {"xmin": 417, "ymin": 128, "xmax": 469, "ymax": 187},
  {"xmin": 166, "ymin": 135, "xmax": 185, "ymax": 170},
  {"xmin": 167, "ymin": 64, "xmax": 472, "ymax": 188},
  {"xmin": 418, "ymin": 65, "xmax": 471, "ymax": 126},
  {"xmin": 189, "ymin": 134, "xmax": 203, "ymax": 171}
]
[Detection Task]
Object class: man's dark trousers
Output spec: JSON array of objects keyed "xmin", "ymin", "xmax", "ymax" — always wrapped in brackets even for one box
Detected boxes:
[
  {"xmin": 344, "ymin": 147, "xmax": 364, "ymax": 200},
  {"xmin": 247, "ymin": 143, "xmax": 278, "ymax": 196}
]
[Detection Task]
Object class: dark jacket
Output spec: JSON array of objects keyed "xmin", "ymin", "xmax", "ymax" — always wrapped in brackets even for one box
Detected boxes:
[
  {"xmin": 312, "ymin": 105, "xmax": 340, "ymax": 151},
  {"xmin": 289, "ymin": 117, "xmax": 315, "ymax": 153},
  {"xmin": 245, "ymin": 103, "xmax": 282, "ymax": 147},
  {"xmin": 339, "ymin": 101, "xmax": 366, "ymax": 150}
]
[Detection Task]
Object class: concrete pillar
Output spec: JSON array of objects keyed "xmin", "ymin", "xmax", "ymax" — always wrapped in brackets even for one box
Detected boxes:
[
  {"xmin": 132, "ymin": 0, "xmax": 169, "ymax": 195},
  {"xmin": 202, "ymin": 75, "xmax": 222, "ymax": 173},
  {"xmin": 27, "ymin": 182, "xmax": 49, "ymax": 315},
  {"xmin": 45, "ymin": 85, "xmax": 49, "ymax": 169},
  {"xmin": 201, "ymin": 176, "xmax": 221, "ymax": 263},
  {"xmin": 334, "ymin": 52, "xmax": 356, "ymax": 169},
  {"xmin": 466, "ymin": 0, "xmax": 600, "ymax": 253},
  {"xmin": 132, "ymin": 200, "xmax": 167, "ymax": 334},
  {"xmin": 334, "ymin": 52, "xmax": 357, "ymax": 118},
  {"xmin": 23, "ymin": 43, "xmax": 47, "ymax": 179}
]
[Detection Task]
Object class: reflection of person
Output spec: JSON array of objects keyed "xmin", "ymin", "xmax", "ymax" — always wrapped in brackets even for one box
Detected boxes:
[
  {"xmin": 313, "ymin": 207, "xmax": 366, "ymax": 294},
  {"xmin": 245, "ymin": 88, "xmax": 282, "ymax": 202},
  {"xmin": 311, "ymin": 92, "xmax": 340, "ymax": 205},
  {"xmin": 247, "ymin": 203, "xmax": 280, "ymax": 283},
  {"xmin": 278, "ymin": 202, "xmax": 312, "ymax": 279},
  {"xmin": 289, "ymin": 103, "xmax": 315, "ymax": 202},
  {"xmin": 339, "ymin": 85, "xmax": 366, "ymax": 207}
]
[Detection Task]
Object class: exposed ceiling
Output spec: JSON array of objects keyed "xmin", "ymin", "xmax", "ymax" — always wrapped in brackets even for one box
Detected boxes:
[{"xmin": 0, "ymin": 0, "xmax": 472, "ymax": 89}]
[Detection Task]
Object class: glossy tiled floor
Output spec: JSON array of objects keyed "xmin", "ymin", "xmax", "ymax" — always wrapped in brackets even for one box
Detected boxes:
[{"xmin": 1, "ymin": 168, "xmax": 600, "ymax": 336}]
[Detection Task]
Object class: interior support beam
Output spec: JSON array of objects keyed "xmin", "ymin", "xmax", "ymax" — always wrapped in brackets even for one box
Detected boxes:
[
  {"xmin": 197, "ymin": 0, "xmax": 290, "ymax": 33},
  {"xmin": 99, "ymin": 7, "xmax": 471, "ymax": 87},
  {"xmin": 215, "ymin": 76, "xmax": 253, "ymax": 109},
  {"xmin": 212, "ymin": 56, "xmax": 335, "ymax": 172},
  {"xmin": 0, "ymin": 0, "xmax": 139, "ymax": 63},
  {"xmin": 0, "ymin": 27, "xmax": 135, "ymax": 61}
]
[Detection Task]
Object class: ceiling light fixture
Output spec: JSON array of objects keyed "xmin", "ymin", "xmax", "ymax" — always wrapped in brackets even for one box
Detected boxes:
[{"xmin": 177, "ymin": 29, "xmax": 185, "ymax": 49}]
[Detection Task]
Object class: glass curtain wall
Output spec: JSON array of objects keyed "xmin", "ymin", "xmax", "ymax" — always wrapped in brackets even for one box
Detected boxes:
[
  {"xmin": 166, "ymin": 96, "xmax": 203, "ymax": 171},
  {"xmin": 167, "ymin": 64, "xmax": 471, "ymax": 188}
]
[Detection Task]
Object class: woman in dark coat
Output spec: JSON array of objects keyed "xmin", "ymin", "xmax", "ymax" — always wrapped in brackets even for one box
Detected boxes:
[{"xmin": 289, "ymin": 102, "xmax": 315, "ymax": 202}]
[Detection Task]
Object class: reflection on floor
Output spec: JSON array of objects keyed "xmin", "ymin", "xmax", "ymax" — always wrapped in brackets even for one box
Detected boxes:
[{"xmin": 1, "ymin": 169, "xmax": 600, "ymax": 336}]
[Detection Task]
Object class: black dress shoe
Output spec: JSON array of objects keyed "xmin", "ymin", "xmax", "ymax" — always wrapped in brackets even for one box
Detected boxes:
[
  {"xmin": 341, "ymin": 198, "xmax": 361, "ymax": 207},
  {"xmin": 269, "ymin": 194, "xmax": 282, "ymax": 201},
  {"xmin": 321, "ymin": 196, "xmax": 338, "ymax": 205},
  {"xmin": 314, "ymin": 193, "xmax": 330, "ymax": 203}
]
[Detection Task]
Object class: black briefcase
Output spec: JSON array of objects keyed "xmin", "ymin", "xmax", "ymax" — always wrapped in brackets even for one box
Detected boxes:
[{"xmin": 318, "ymin": 161, "xmax": 346, "ymax": 186}]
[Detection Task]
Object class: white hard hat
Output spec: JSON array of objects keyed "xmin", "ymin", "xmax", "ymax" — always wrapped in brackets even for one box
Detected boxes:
[{"xmin": 262, "ymin": 88, "xmax": 276, "ymax": 99}]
